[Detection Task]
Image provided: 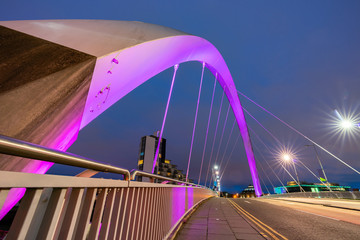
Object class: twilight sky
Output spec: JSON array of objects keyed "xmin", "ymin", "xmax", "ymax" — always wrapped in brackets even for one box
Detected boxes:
[{"xmin": 1, "ymin": 0, "xmax": 360, "ymax": 193}]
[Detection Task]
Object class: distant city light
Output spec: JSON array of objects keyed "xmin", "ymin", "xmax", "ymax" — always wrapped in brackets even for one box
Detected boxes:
[
  {"xmin": 215, "ymin": 171, "xmax": 219, "ymax": 175},
  {"xmin": 214, "ymin": 165, "xmax": 218, "ymax": 170}
]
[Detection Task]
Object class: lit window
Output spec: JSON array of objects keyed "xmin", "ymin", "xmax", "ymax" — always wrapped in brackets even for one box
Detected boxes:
[
  {"xmin": 138, "ymin": 160, "xmax": 143, "ymax": 165},
  {"xmin": 165, "ymin": 160, "xmax": 170, "ymax": 164}
]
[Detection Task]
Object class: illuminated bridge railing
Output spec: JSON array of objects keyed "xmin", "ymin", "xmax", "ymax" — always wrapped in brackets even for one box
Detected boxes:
[
  {"xmin": 262, "ymin": 191, "xmax": 360, "ymax": 200},
  {"xmin": 0, "ymin": 135, "xmax": 215, "ymax": 239}
]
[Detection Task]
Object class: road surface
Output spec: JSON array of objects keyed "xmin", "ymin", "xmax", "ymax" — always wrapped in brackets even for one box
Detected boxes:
[{"xmin": 230, "ymin": 198, "xmax": 360, "ymax": 240}]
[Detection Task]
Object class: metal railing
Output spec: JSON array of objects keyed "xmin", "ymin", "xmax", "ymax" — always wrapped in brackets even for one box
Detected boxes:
[
  {"xmin": 262, "ymin": 191, "xmax": 360, "ymax": 200},
  {"xmin": 0, "ymin": 134, "xmax": 130, "ymax": 180},
  {"xmin": 130, "ymin": 170, "xmax": 205, "ymax": 188},
  {"xmin": 0, "ymin": 135, "xmax": 216, "ymax": 239}
]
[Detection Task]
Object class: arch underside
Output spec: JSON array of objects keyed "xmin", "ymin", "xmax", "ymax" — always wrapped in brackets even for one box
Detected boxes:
[
  {"xmin": 0, "ymin": 20, "xmax": 262, "ymax": 219},
  {"xmin": 82, "ymin": 35, "xmax": 262, "ymax": 198}
]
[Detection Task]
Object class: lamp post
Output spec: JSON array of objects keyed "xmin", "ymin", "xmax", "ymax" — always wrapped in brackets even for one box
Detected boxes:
[
  {"xmin": 213, "ymin": 165, "xmax": 220, "ymax": 192},
  {"xmin": 334, "ymin": 109, "xmax": 359, "ymax": 132},
  {"xmin": 305, "ymin": 144, "xmax": 329, "ymax": 184},
  {"xmin": 282, "ymin": 154, "xmax": 305, "ymax": 192}
]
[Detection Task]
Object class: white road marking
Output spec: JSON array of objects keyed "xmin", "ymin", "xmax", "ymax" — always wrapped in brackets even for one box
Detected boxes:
[
  {"xmin": 295, "ymin": 209, "xmax": 340, "ymax": 221},
  {"xmin": 245, "ymin": 200, "xmax": 251, "ymax": 204}
]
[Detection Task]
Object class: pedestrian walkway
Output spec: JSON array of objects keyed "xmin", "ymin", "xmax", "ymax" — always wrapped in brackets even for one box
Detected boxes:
[{"xmin": 175, "ymin": 197, "xmax": 265, "ymax": 240}]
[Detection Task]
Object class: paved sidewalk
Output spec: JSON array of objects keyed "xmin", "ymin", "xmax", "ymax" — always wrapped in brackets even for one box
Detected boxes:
[{"xmin": 175, "ymin": 197, "xmax": 265, "ymax": 240}]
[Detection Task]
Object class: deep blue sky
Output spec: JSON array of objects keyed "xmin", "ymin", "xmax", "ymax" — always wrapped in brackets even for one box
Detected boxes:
[{"xmin": 2, "ymin": 1, "xmax": 360, "ymax": 193}]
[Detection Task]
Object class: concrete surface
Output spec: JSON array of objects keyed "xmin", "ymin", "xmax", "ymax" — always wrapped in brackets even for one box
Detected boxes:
[{"xmin": 175, "ymin": 197, "xmax": 265, "ymax": 240}]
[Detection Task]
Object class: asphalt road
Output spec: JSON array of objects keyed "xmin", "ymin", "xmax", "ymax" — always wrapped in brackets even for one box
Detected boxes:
[{"xmin": 232, "ymin": 198, "xmax": 360, "ymax": 240}]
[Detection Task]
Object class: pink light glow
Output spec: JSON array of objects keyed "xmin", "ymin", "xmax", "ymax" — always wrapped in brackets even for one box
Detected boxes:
[
  {"xmin": 79, "ymin": 35, "xmax": 262, "ymax": 197},
  {"xmin": 186, "ymin": 62, "xmax": 205, "ymax": 181},
  {"xmin": 171, "ymin": 187, "xmax": 186, "ymax": 226},
  {"xmin": 1, "ymin": 33, "xmax": 263, "ymax": 220},
  {"xmin": 152, "ymin": 65, "xmax": 178, "ymax": 173}
]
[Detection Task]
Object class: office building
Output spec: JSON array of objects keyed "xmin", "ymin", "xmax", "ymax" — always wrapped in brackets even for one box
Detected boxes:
[{"xmin": 137, "ymin": 132, "xmax": 186, "ymax": 182}]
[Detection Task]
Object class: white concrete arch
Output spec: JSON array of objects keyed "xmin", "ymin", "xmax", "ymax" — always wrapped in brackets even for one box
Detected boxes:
[{"xmin": 0, "ymin": 20, "xmax": 262, "ymax": 196}]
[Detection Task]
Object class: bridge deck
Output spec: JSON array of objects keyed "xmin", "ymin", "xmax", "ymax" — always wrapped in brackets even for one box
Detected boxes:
[{"xmin": 175, "ymin": 197, "xmax": 265, "ymax": 240}]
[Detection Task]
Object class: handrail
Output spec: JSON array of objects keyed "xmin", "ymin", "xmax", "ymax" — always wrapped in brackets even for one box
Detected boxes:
[
  {"xmin": 130, "ymin": 169, "xmax": 204, "ymax": 188},
  {"xmin": 0, "ymin": 134, "xmax": 211, "ymax": 189},
  {"xmin": 0, "ymin": 134, "xmax": 131, "ymax": 180}
]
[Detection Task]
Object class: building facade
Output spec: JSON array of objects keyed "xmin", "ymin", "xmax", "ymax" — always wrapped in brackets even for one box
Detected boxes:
[
  {"xmin": 274, "ymin": 181, "xmax": 351, "ymax": 194},
  {"xmin": 137, "ymin": 132, "xmax": 186, "ymax": 182}
]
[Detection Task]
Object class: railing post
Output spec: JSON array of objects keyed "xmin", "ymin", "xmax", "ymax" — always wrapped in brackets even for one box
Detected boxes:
[
  {"xmin": 37, "ymin": 188, "xmax": 67, "ymax": 240},
  {"xmin": 74, "ymin": 188, "xmax": 97, "ymax": 240},
  {"xmin": 88, "ymin": 188, "xmax": 108, "ymax": 239},
  {"xmin": 57, "ymin": 188, "xmax": 85, "ymax": 239},
  {"xmin": 185, "ymin": 187, "xmax": 189, "ymax": 212},
  {"xmin": 7, "ymin": 188, "xmax": 43, "ymax": 239},
  {"xmin": 99, "ymin": 188, "xmax": 116, "ymax": 240},
  {"xmin": 108, "ymin": 188, "xmax": 124, "ymax": 239}
]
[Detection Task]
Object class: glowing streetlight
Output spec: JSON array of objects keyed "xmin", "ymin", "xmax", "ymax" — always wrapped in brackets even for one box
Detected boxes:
[
  {"xmin": 280, "ymin": 151, "xmax": 305, "ymax": 192},
  {"xmin": 334, "ymin": 109, "xmax": 359, "ymax": 132},
  {"xmin": 282, "ymin": 154, "xmax": 292, "ymax": 162},
  {"xmin": 215, "ymin": 171, "xmax": 219, "ymax": 175},
  {"xmin": 340, "ymin": 119, "xmax": 353, "ymax": 129},
  {"xmin": 214, "ymin": 165, "xmax": 219, "ymax": 170}
]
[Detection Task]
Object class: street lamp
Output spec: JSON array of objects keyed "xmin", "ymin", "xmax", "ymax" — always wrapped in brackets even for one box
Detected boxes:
[
  {"xmin": 281, "ymin": 153, "xmax": 305, "ymax": 192},
  {"xmin": 334, "ymin": 109, "xmax": 359, "ymax": 132},
  {"xmin": 340, "ymin": 119, "xmax": 353, "ymax": 129},
  {"xmin": 305, "ymin": 144, "xmax": 329, "ymax": 184},
  {"xmin": 282, "ymin": 154, "xmax": 291, "ymax": 162},
  {"xmin": 212, "ymin": 165, "xmax": 220, "ymax": 192}
]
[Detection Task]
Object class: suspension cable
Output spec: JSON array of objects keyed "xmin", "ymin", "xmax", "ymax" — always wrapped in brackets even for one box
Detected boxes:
[
  {"xmin": 258, "ymin": 173, "xmax": 271, "ymax": 194},
  {"xmin": 219, "ymin": 119, "xmax": 236, "ymax": 169},
  {"xmin": 297, "ymin": 160, "xmax": 333, "ymax": 192},
  {"xmin": 257, "ymin": 160, "xmax": 276, "ymax": 192},
  {"xmin": 152, "ymin": 64, "xmax": 179, "ymax": 173},
  {"xmin": 238, "ymin": 90, "xmax": 360, "ymax": 175},
  {"xmin": 205, "ymin": 91, "xmax": 225, "ymax": 187},
  {"xmin": 248, "ymin": 126, "xmax": 289, "ymax": 193},
  {"xmin": 220, "ymin": 133, "xmax": 240, "ymax": 180},
  {"xmin": 242, "ymin": 106, "xmax": 282, "ymax": 145},
  {"xmin": 186, "ymin": 62, "xmax": 205, "ymax": 182},
  {"xmin": 214, "ymin": 104, "xmax": 231, "ymax": 166},
  {"xmin": 243, "ymin": 107, "xmax": 320, "ymax": 192},
  {"xmin": 198, "ymin": 73, "xmax": 217, "ymax": 184}
]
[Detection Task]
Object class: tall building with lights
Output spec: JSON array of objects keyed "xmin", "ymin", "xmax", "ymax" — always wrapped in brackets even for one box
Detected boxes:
[
  {"xmin": 137, "ymin": 131, "xmax": 186, "ymax": 182},
  {"xmin": 138, "ymin": 131, "xmax": 166, "ymax": 174}
]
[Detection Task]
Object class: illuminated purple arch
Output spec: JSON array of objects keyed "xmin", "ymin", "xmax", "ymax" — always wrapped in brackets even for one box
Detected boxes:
[
  {"xmin": 0, "ymin": 20, "xmax": 262, "ymax": 218},
  {"xmin": 80, "ymin": 34, "xmax": 263, "ymax": 197}
]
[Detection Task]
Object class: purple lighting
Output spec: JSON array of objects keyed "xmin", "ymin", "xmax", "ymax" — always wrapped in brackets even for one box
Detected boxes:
[
  {"xmin": 79, "ymin": 35, "xmax": 263, "ymax": 197},
  {"xmin": 198, "ymin": 74, "xmax": 217, "ymax": 184},
  {"xmin": 186, "ymin": 62, "xmax": 205, "ymax": 182},
  {"xmin": 1, "ymin": 21, "xmax": 264, "ymax": 220},
  {"xmin": 152, "ymin": 65, "xmax": 178, "ymax": 174},
  {"xmin": 205, "ymin": 91, "xmax": 224, "ymax": 187}
]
